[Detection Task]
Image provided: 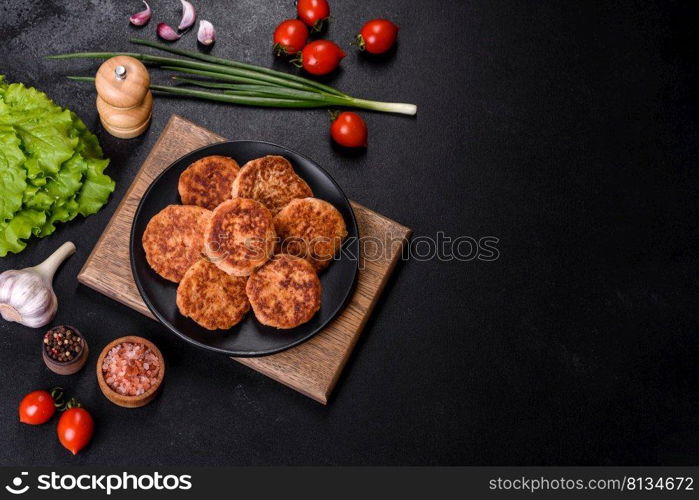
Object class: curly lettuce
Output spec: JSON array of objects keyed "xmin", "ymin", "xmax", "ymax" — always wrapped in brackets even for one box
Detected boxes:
[{"xmin": 0, "ymin": 76, "xmax": 115, "ymax": 256}]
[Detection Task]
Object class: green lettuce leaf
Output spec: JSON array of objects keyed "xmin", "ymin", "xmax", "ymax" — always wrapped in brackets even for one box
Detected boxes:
[
  {"xmin": 13, "ymin": 109, "xmax": 77, "ymax": 178},
  {"xmin": 0, "ymin": 124, "xmax": 27, "ymax": 222},
  {"xmin": 72, "ymin": 112, "xmax": 104, "ymax": 159},
  {"xmin": 45, "ymin": 153, "xmax": 87, "ymax": 207},
  {"xmin": 77, "ymin": 157, "xmax": 115, "ymax": 217},
  {"xmin": 39, "ymin": 199, "xmax": 80, "ymax": 238},
  {"xmin": 0, "ymin": 209, "xmax": 47, "ymax": 257},
  {"xmin": 0, "ymin": 76, "xmax": 115, "ymax": 256}
]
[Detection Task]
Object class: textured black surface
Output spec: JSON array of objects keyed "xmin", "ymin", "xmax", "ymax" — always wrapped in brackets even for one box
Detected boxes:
[{"xmin": 1, "ymin": 0, "xmax": 698, "ymax": 465}]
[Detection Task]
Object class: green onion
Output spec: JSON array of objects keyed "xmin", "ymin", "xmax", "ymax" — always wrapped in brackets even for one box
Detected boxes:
[
  {"xmin": 161, "ymin": 66, "xmax": 279, "ymax": 87},
  {"xmin": 129, "ymin": 38, "xmax": 347, "ymax": 97},
  {"xmin": 149, "ymin": 85, "xmax": 333, "ymax": 109},
  {"xmin": 50, "ymin": 52, "xmax": 324, "ymax": 93},
  {"xmin": 52, "ymin": 50, "xmax": 418, "ymax": 116},
  {"xmin": 67, "ymin": 76, "xmax": 337, "ymax": 108},
  {"xmin": 224, "ymin": 85, "xmax": 340, "ymax": 102},
  {"xmin": 66, "ymin": 76, "xmax": 97, "ymax": 83},
  {"xmin": 220, "ymin": 90, "xmax": 265, "ymax": 97},
  {"xmin": 171, "ymin": 77, "xmax": 239, "ymax": 90},
  {"xmin": 172, "ymin": 79, "xmax": 336, "ymax": 102}
]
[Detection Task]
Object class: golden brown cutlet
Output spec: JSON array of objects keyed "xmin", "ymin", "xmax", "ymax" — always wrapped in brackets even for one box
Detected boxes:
[
  {"xmin": 204, "ymin": 198, "xmax": 277, "ymax": 276},
  {"xmin": 178, "ymin": 155, "xmax": 240, "ymax": 210},
  {"xmin": 246, "ymin": 254, "xmax": 321, "ymax": 329},
  {"xmin": 176, "ymin": 259, "xmax": 250, "ymax": 330},
  {"xmin": 142, "ymin": 205, "xmax": 212, "ymax": 283},
  {"xmin": 231, "ymin": 155, "xmax": 313, "ymax": 215},
  {"xmin": 274, "ymin": 197, "xmax": 348, "ymax": 271}
]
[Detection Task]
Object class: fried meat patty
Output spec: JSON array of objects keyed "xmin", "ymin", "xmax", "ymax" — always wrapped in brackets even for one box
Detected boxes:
[
  {"xmin": 246, "ymin": 254, "xmax": 321, "ymax": 329},
  {"xmin": 274, "ymin": 197, "xmax": 348, "ymax": 271},
  {"xmin": 142, "ymin": 205, "xmax": 212, "ymax": 283},
  {"xmin": 204, "ymin": 198, "xmax": 276, "ymax": 276},
  {"xmin": 178, "ymin": 155, "xmax": 240, "ymax": 210},
  {"xmin": 176, "ymin": 259, "xmax": 250, "ymax": 330},
  {"xmin": 231, "ymin": 155, "xmax": 312, "ymax": 214}
]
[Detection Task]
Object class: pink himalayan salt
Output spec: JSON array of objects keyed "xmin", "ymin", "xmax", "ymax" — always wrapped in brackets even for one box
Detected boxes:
[{"xmin": 102, "ymin": 342, "xmax": 160, "ymax": 396}]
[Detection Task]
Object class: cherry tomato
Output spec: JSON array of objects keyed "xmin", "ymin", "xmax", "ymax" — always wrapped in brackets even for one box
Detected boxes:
[
  {"xmin": 331, "ymin": 112, "xmax": 368, "ymax": 148},
  {"xmin": 19, "ymin": 390, "xmax": 55, "ymax": 425},
  {"xmin": 298, "ymin": 40, "xmax": 346, "ymax": 75},
  {"xmin": 297, "ymin": 0, "xmax": 330, "ymax": 31},
  {"xmin": 57, "ymin": 407, "xmax": 94, "ymax": 455},
  {"xmin": 273, "ymin": 19, "xmax": 309, "ymax": 56},
  {"xmin": 357, "ymin": 19, "xmax": 399, "ymax": 54}
]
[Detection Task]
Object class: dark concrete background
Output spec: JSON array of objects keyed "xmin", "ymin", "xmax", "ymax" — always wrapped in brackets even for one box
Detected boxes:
[{"xmin": 1, "ymin": 0, "xmax": 698, "ymax": 465}]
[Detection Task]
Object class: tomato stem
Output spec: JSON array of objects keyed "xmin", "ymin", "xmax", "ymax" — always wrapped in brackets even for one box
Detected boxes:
[
  {"xmin": 64, "ymin": 398, "xmax": 82, "ymax": 410},
  {"xmin": 289, "ymin": 53, "xmax": 304, "ymax": 69},
  {"xmin": 312, "ymin": 18, "xmax": 327, "ymax": 32},
  {"xmin": 273, "ymin": 43, "xmax": 291, "ymax": 57},
  {"xmin": 51, "ymin": 387, "xmax": 65, "ymax": 408}
]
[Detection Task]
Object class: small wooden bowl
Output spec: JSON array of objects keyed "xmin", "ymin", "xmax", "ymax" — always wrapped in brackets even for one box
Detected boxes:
[
  {"xmin": 96, "ymin": 336, "xmax": 165, "ymax": 408},
  {"xmin": 42, "ymin": 326, "xmax": 89, "ymax": 376}
]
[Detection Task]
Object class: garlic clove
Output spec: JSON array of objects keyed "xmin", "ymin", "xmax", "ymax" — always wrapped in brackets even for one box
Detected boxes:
[
  {"xmin": 197, "ymin": 20, "xmax": 216, "ymax": 46},
  {"xmin": 157, "ymin": 22, "xmax": 182, "ymax": 41},
  {"xmin": 129, "ymin": 1, "xmax": 152, "ymax": 26},
  {"xmin": 0, "ymin": 242, "xmax": 74, "ymax": 329},
  {"xmin": 178, "ymin": 0, "xmax": 197, "ymax": 31}
]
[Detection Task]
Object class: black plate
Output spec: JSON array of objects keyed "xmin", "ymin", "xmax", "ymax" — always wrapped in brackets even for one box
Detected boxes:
[{"xmin": 131, "ymin": 141, "xmax": 359, "ymax": 357}]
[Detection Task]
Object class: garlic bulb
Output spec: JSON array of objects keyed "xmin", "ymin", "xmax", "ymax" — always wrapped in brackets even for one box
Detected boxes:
[{"xmin": 0, "ymin": 242, "xmax": 76, "ymax": 328}]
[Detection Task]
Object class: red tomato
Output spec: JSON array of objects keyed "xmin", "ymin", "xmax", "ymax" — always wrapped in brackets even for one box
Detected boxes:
[
  {"xmin": 298, "ymin": 40, "xmax": 346, "ymax": 75},
  {"xmin": 297, "ymin": 0, "xmax": 330, "ymax": 30},
  {"xmin": 273, "ymin": 19, "xmax": 309, "ymax": 55},
  {"xmin": 331, "ymin": 112, "xmax": 368, "ymax": 148},
  {"xmin": 19, "ymin": 390, "xmax": 55, "ymax": 425},
  {"xmin": 357, "ymin": 19, "xmax": 399, "ymax": 54},
  {"xmin": 57, "ymin": 407, "xmax": 94, "ymax": 455}
]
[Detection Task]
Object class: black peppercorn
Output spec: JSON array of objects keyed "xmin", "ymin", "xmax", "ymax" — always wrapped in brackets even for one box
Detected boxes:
[{"xmin": 43, "ymin": 326, "xmax": 83, "ymax": 363}]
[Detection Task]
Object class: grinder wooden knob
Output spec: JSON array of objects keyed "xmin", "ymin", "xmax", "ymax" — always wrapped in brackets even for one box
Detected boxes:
[{"xmin": 95, "ymin": 56, "xmax": 152, "ymax": 139}]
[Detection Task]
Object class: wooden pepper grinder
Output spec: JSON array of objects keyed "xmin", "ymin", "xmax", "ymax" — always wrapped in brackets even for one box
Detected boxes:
[{"xmin": 95, "ymin": 56, "xmax": 152, "ymax": 139}]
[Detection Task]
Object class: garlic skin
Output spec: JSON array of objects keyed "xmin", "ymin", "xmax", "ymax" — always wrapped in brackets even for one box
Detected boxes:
[
  {"xmin": 197, "ymin": 20, "xmax": 216, "ymax": 46},
  {"xmin": 0, "ymin": 241, "xmax": 75, "ymax": 328},
  {"xmin": 178, "ymin": 0, "xmax": 196, "ymax": 31},
  {"xmin": 129, "ymin": 1, "xmax": 152, "ymax": 26}
]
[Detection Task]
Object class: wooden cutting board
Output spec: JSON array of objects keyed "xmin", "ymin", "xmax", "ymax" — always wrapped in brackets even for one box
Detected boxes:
[{"xmin": 78, "ymin": 115, "xmax": 411, "ymax": 404}]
